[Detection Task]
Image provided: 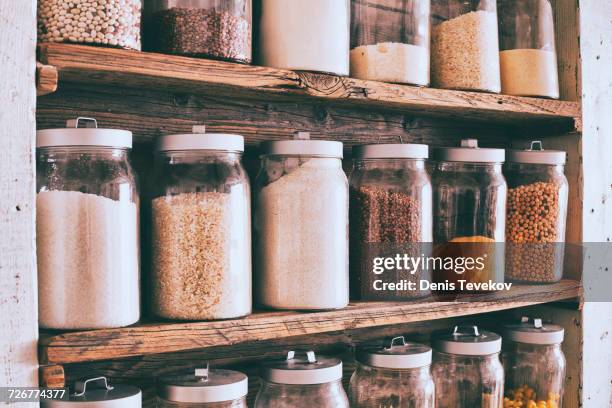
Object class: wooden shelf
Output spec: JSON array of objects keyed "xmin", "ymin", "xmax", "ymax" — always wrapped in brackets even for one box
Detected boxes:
[
  {"xmin": 38, "ymin": 44, "xmax": 581, "ymax": 130},
  {"xmin": 39, "ymin": 280, "xmax": 581, "ymax": 365}
]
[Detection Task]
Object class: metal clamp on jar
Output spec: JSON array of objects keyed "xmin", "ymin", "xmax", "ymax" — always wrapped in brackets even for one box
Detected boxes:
[{"xmin": 42, "ymin": 376, "xmax": 141, "ymax": 407}]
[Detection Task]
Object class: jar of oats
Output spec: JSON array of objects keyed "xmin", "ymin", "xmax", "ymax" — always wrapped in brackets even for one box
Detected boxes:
[
  {"xmin": 152, "ymin": 126, "xmax": 251, "ymax": 321},
  {"xmin": 505, "ymin": 141, "xmax": 568, "ymax": 283},
  {"xmin": 38, "ymin": 0, "xmax": 142, "ymax": 50}
]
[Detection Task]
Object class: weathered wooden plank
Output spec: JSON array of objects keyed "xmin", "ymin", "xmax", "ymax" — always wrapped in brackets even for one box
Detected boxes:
[
  {"xmin": 39, "ymin": 365, "xmax": 65, "ymax": 388},
  {"xmin": 36, "ymin": 62, "xmax": 58, "ymax": 96}
]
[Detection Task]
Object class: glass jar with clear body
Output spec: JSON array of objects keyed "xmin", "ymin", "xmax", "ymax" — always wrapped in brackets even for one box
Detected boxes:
[
  {"xmin": 432, "ymin": 140, "xmax": 506, "ymax": 288},
  {"xmin": 502, "ymin": 318, "xmax": 566, "ymax": 408},
  {"xmin": 431, "ymin": 0, "xmax": 500, "ymax": 92},
  {"xmin": 432, "ymin": 326, "xmax": 504, "ymax": 408},
  {"xmin": 505, "ymin": 142, "xmax": 568, "ymax": 283},
  {"xmin": 151, "ymin": 127, "xmax": 251, "ymax": 321},
  {"xmin": 349, "ymin": 144, "xmax": 432, "ymax": 300},
  {"xmin": 350, "ymin": 0, "xmax": 431, "ymax": 85},
  {"xmin": 36, "ymin": 118, "xmax": 140, "ymax": 330},
  {"xmin": 254, "ymin": 138, "xmax": 349, "ymax": 310},
  {"xmin": 146, "ymin": 0, "xmax": 252, "ymax": 63},
  {"xmin": 498, "ymin": 0, "xmax": 559, "ymax": 98},
  {"xmin": 255, "ymin": 351, "xmax": 349, "ymax": 408},
  {"xmin": 350, "ymin": 337, "xmax": 435, "ymax": 407}
]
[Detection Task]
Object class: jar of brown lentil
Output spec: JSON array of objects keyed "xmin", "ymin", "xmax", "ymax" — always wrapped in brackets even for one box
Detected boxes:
[
  {"xmin": 505, "ymin": 141, "xmax": 568, "ymax": 283},
  {"xmin": 349, "ymin": 143, "xmax": 432, "ymax": 300}
]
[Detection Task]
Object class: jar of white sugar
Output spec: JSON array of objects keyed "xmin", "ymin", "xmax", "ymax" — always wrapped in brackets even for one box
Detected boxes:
[
  {"xmin": 257, "ymin": 0, "xmax": 350, "ymax": 75},
  {"xmin": 499, "ymin": 0, "xmax": 560, "ymax": 99},
  {"xmin": 350, "ymin": 0, "xmax": 431, "ymax": 86},
  {"xmin": 431, "ymin": 0, "xmax": 501, "ymax": 93},
  {"xmin": 152, "ymin": 126, "xmax": 251, "ymax": 321},
  {"xmin": 36, "ymin": 117, "xmax": 140, "ymax": 329},
  {"xmin": 254, "ymin": 135, "xmax": 349, "ymax": 310}
]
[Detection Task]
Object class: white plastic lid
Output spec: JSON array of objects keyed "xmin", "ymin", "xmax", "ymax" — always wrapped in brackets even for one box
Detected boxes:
[
  {"xmin": 260, "ymin": 140, "xmax": 343, "ymax": 158},
  {"xmin": 504, "ymin": 317, "xmax": 565, "ymax": 345},
  {"xmin": 508, "ymin": 141, "xmax": 566, "ymax": 165},
  {"xmin": 41, "ymin": 377, "xmax": 141, "ymax": 407},
  {"xmin": 37, "ymin": 117, "xmax": 132, "ymax": 149},
  {"xmin": 260, "ymin": 351, "xmax": 343, "ymax": 385},
  {"xmin": 433, "ymin": 326, "xmax": 502, "ymax": 356},
  {"xmin": 352, "ymin": 143, "xmax": 429, "ymax": 159},
  {"xmin": 157, "ymin": 126, "xmax": 244, "ymax": 152},
  {"xmin": 158, "ymin": 368, "xmax": 248, "ymax": 403},
  {"xmin": 433, "ymin": 139, "xmax": 505, "ymax": 163},
  {"xmin": 356, "ymin": 337, "xmax": 432, "ymax": 369}
]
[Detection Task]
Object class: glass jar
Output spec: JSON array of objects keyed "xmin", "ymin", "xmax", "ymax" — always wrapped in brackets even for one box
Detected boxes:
[
  {"xmin": 146, "ymin": 0, "xmax": 252, "ymax": 63},
  {"xmin": 502, "ymin": 318, "xmax": 566, "ymax": 408},
  {"xmin": 498, "ymin": 0, "xmax": 559, "ymax": 98},
  {"xmin": 151, "ymin": 126, "xmax": 251, "ymax": 321},
  {"xmin": 157, "ymin": 368, "xmax": 248, "ymax": 407},
  {"xmin": 432, "ymin": 140, "xmax": 506, "ymax": 289},
  {"xmin": 505, "ymin": 141, "xmax": 568, "ymax": 283},
  {"xmin": 431, "ymin": 0, "xmax": 501, "ymax": 92},
  {"xmin": 42, "ymin": 377, "xmax": 141, "ymax": 407},
  {"xmin": 255, "ymin": 351, "xmax": 349, "ymax": 408},
  {"xmin": 349, "ymin": 144, "xmax": 432, "ymax": 300},
  {"xmin": 36, "ymin": 118, "xmax": 140, "ymax": 330},
  {"xmin": 432, "ymin": 326, "xmax": 504, "ymax": 408},
  {"xmin": 350, "ymin": 337, "xmax": 435, "ymax": 407},
  {"xmin": 257, "ymin": 0, "xmax": 350, "ymax": 75},
  {"xmin": 350, "ymin": 0, "xmax": 431, "ymax": 86},
  {"xmin": 38, "ymin": 0, "xmax": 141, "ymax": 50},
  {"xmin": 254, "ymin": 137, "xmax": 349, "ymax": 310}
]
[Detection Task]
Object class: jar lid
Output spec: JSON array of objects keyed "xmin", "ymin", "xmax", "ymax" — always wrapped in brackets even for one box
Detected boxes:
[
  {"xmin": 504, "ymin": 317, "xmax": 565, "ymax": 345},
  {"xmin": 157, "ymin": 125, "xmax": 244, "ymax": 152},
  {"xmin": 352, "ymin": 143, "xmax": 428, "ymax": 159},
  {"xmin": 433, "ymin": 139, "xmax": 505, "ymax": 163},
  {"xmin": 37, "ymin": 117, "xmax": 132, "ymax": 149},
  {"xmin": 508, "ymin": 141, "xmax": 566, "ymax": 165},
  {"xmin": 41, "ymin": 377, "xmax": 141, "ymax": 407},
  {"xmin": 260, "ymin": 139, "xmax": 343, "ymax": 158},
  {"xmin": 433, "ymin": 326, "xmax": 502, "ymax": 356},
  {"xmin": 157, "ymin": 367, "xmax": 248, "ymax": 403},
  {"xmin": 356, "ymin": 337, "xmax": 432, "ymax": 369},
  {"xmin": 260, "ymin": 351, "xmax": 343, "ymax": 385}
]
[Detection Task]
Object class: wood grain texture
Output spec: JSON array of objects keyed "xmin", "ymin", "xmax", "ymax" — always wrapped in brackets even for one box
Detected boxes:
[
  {"xmin": 38, "ymin": 43, "xmax": 581, "ymax": 128},
  {"xmin": 0, "ymin": 0, "xmax": 39, "ymax": 399},
  {"xmin": 39, "ymin": 365, "xmax": 65, "ymax": 388},
  {"xmin": 551, "ymin": 0, "xmax": 582, "ymax": 102},
  {"xmin": 36, "ymin": 62, "xmax": 58, "ymax": 96}
]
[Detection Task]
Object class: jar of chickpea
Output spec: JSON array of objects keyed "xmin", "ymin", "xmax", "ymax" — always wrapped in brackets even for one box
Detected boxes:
[
  {"xmin": 502, "ymin": 317, "xmax": 566, "ymax": 408},
  {"xmin": 505, "ymin": 141, "xmax": 568, "ymax": 283}
]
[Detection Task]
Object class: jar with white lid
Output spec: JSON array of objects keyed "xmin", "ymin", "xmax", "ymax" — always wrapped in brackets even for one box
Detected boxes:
[
  {"xmin": 432, "ymin": 326, "xmax": 504, "ymax": 408},
  {"xmin": 505, "ymin": 141, "xmax": 568, "ymax": 283},
  {"xmin": 349, "ymin": 143, "xmax": 432, "ymax": 300},
  {"xmin": 499, "ymin": 0, "xmax": 559, "ymax": 98},
  {"xmin": 254, "ymin": 134, "xmax": 349, "ymax": 310},
  {"xmin": 350, "ymin": 0, "xmax": 431, "ymax": 85},
  {"xmin": 255, "ymin": 351, "xmax": 349, "ymax": 408},
  {"xmin": 432, "ymin": 140, "xmax": 506, "ymax": 289},
  {"xmin": 257, "ymin": 0, "xmax": 350, "ymax": 75},
  {"xmin": 152, "ymin": 126, "xmax": 251, "ymax": 321},
  {"xmin": 157, "ymin": 367, "xmax": 248, "ymax": 407},
  {"xmin": 502, "ymin": 318, "xmax": 565, "ymax": 408},
  {"xmin": 42, "ymin": 377, "xmax": 141, "ymax": 407},
  {"xmin": 350, "ymin": 337, "xmax": 435, "ymax": 407},
  {"xmin": 431, "ymin": 0, "xmax": 501, "ymax": 92},
  {"xmin": 36, "ymin": 117, "xmax": 140, "ymax": 330}
]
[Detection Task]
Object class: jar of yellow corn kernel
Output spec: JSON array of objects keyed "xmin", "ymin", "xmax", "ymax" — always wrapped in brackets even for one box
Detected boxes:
[{"xmin": 502, "ymin": 317, "xmax": 566, "ymax": 408}]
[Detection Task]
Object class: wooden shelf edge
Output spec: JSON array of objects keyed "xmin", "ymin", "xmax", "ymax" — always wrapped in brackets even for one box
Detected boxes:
[
  {"xmin": 36, "ymin": 62, "xmax": 58, "ymax": 96},
  {"xmin": 38, "ymin": 43, "xmax": 581, "ymax": 128},
  {"xmin": 39, "ymin": 280, "xmax": 581, "ymax": 365}
]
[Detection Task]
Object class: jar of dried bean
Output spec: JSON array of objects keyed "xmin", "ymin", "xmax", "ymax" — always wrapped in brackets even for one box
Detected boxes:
[
  {"xmin": 349, "ymin": 143, "xmax": 432, "ymax": 300},
  {"xmin": 152, "ymin": 126, "xmax": 251, "ymax": 321},
  {"xmin": 157, "ymin": 367, "xmax": 248, "ymax": 407},
  {"xmin": 38, "ymin": 0, "xmax": 142, "ymax": 50},
  {"xmin": 502, "ymin": 317, "xmax": 566, "ymax": 408},
  {"xmin": 432, "ymin": 326, "xmax": 504, "ymax": 408},
  {"xmin": 255, "ymin": 351, "xmax": 349, "ymax": 408},
  {"xmin": 432, "ymin": 140, "xmax": 507, "ymax": 290},
  {"xmin": 505, "ymin": 141, "xmax": 568, "ymax": 283},
  {"xmin": 147, "ymin": 0, "xmax": 252, "ymax": 63},
  {"xmin": 349, "ymin": 337, "xmax": 435, "ymax": 407}
]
